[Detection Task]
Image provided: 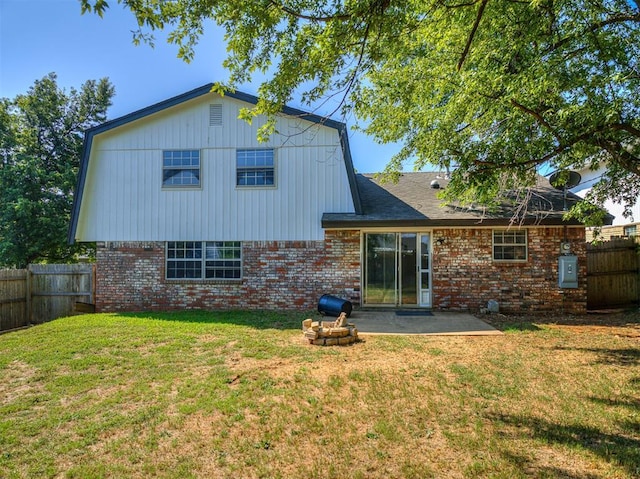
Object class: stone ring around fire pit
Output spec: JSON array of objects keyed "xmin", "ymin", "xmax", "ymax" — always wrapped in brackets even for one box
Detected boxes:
[{"xmin": 302, "ymin": 312, "xmax": 358, "ymax": 346}]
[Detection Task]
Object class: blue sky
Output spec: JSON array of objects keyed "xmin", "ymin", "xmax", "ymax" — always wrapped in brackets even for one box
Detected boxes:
[{"xmin": 0, "ymin": 0, "xmax": 401, "ymax": 173}]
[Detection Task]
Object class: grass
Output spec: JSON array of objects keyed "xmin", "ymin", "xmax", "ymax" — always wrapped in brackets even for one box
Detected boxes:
[{"xmin": 1, "ymin": 310, "xmax": 639, "ymax": 478}]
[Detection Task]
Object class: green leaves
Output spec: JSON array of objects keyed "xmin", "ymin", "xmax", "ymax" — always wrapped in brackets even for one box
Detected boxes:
[{"xmin": 0, "ymin": 73, "xmax": 114, "ymax": 268}]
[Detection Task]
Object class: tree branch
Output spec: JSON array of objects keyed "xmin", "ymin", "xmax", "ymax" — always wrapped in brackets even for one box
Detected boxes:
[
  {"xmin": 440, "ymin": 0, "xmax": 480, "ymax": 8},
  {"xmin": 269, "ymin": 0, "xmax": 350, "ymax": 22},
  {"xmin": 472, "ymin": 120, "xmax": 640, "ymax": 176},
  {"xmin": 472, "ymin": 143, "xmax": 569, "ymax": 171},
  {"xmin": 610, "ymin": 122, "xmax": 640, "ymax": 137},
  {"xmin": 457, "ymin": 0, "xmax": 489, "ymax": 71},
  {"xmin": 548, "ymin": 13, "xmax": 640, "ymax": 52},
  {"xmin": 594, "ymin": 139, "xmax": 640, "ymax": 176},
  {"xmin": 270, "ymin": 0, "xmax": 392, "ymax": 23},
  {"xmin": 509, "ymin": 98, "xmax": 561, "ymax": 141}
]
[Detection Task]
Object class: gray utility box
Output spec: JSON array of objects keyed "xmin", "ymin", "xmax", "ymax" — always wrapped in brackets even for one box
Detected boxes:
[{"xmin": 558, "ymin": 255, "xmax": 578, "ymax": 288}]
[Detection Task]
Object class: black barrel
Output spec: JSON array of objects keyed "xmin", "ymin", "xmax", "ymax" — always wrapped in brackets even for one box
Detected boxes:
[{"xmin": 317, "ymin": 294, "xmax": 352, "ymax": 317}]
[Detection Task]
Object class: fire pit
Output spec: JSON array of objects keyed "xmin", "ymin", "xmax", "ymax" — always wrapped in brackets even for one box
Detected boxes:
[{"xmin": 302, "ymin": 312, "xmax": 358, "ymax": 346}]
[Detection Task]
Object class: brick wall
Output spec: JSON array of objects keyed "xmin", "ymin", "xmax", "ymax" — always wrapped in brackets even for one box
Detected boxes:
[
  {"xmin": 431, "ymin": 227, "xmax": 587, "ymax": 313},
  {"xmin": 96, "ymin": 227, "xmax": 587, "ymax": 314},
  {"xmin": 95, "ymin": 230, "xmax": 360, "ymax": 312}
]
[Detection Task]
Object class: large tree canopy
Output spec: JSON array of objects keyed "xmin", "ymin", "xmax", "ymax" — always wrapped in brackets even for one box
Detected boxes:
[
  {"xmin": 0, "ymin": 73, "xmax": 114, "ymax": 268},
  {"xmin": 81, "ymin": 0, "xmax": 640, "ymax": 224}
]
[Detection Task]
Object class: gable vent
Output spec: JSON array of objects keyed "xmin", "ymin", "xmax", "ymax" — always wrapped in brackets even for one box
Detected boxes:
[{"xmin": 209, "ymin": 104, "xmax": 222, "ymax": 126}]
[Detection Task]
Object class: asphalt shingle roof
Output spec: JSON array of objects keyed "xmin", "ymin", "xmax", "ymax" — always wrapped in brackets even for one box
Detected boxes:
[{"xmin": 322, "ymin": 172, "xmax": 597, "ymax": 228}]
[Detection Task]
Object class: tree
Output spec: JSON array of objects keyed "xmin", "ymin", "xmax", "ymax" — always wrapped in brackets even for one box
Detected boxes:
[
  {"xmin": 80, "ymin": 0, "xmax": 640, "ymax": 224},
  {"xmin": 0, "ymin": 73, "xmax": 114, "ymax": 268}
]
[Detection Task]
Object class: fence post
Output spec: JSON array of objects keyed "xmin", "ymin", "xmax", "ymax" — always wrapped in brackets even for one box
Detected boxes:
[{"xmin": 25, "ymin": 265, "xmax": 32, "ymax": 325}]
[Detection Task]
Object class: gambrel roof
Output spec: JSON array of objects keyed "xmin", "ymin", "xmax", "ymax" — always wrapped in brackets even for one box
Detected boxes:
[{"xmin": 68, "ymin": 85, "xmax": 362, "ymax": 243}]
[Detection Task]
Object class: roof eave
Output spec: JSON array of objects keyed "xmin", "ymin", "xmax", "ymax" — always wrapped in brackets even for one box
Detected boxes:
[
  {"xmin": 321, "ymin": 215, "xmax": 587, "ymax": 229},
  {"xmin": 67, "ymin": 131, "xmax": 93, "ymax": 244}
]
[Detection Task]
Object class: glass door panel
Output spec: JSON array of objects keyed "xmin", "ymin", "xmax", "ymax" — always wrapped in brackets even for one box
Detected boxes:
[
  {"xmin": 419, "ymin": 234, "xmax": 431, "ymax": 307},
  {"xmin": 364, "ymin": 233, "xmax": 397, "ymax": 305},
  {"xmin": 400, "ymin": 234, "xmax": 417, "ymax": 305}
]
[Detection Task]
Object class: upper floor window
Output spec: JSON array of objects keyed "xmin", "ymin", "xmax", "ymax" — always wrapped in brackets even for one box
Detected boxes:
[
  {"xmin": 236, "ymin": 149, "xmax": 275, "ymax": 187},
  {"xmin": 163, "ymin": 150, "xmax": 200, "ymax": 187},
  {"xmin": 624, "ymin": 225, "xmax": 637, "ymax": 237},
  {"xmin": 493, "ymin": 230, "xmax": 527, "ymax": 261}
]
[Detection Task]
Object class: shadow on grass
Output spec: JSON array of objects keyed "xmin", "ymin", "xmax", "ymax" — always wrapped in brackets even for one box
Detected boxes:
[
  {"xmin": 588, "ymin": 394, "xmax": 640, "ymax": 411},
  {"xmin": 119, "ymin": 310, "xmax": 305, "ymax": 331},
  {"xmin": 500, "ymin": 451, "xmax": 601, "ymax": 479},
  {"xmin": 538, "ymin": 310, "xmax": 640, "ymax": 327},
  {"xmin": 553, "ymin": 346, "xmax": 640, "ymax": 366},
  {"xmin": 488, "ymin": 412, "xmax": 640, "ymax": 477},
  {"xmin": 483, "ymin": 309, "xmax": 640, "ymax": 330}
]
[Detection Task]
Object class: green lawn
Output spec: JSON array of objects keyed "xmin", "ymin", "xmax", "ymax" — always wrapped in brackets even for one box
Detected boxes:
[{"xmin": 1, "ymin": 311, "xmax": 639, "ymax": 478}]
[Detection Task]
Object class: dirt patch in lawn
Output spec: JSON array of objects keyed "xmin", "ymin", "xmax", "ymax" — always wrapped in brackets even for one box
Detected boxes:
[{"xmin": 480, "ymin": 309, "xmax": 640, "ymax": 338}]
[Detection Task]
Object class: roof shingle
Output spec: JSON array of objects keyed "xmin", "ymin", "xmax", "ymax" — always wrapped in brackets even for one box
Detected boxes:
[{"xmin": 322, "ymin": 172, "xmax": 599, "ymax": 228}]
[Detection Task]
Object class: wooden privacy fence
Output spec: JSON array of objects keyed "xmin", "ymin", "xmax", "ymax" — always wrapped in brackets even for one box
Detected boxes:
[
  {"xmin": 0, "ymin": 264, "xmax": 95, "ymax": 333},
  {"xmin": 587, "ymin": 237, "xmax": 640, "ymax": 310}
]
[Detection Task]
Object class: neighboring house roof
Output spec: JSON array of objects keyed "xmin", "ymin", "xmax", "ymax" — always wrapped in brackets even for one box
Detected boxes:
[
  {"xmin": 568, "ymin": 163, "xmax": 640, "ymax": 226},
  {"xmin": 322, "ymin": 172, "xmax": 605, "ymax": 228},
  {"xmin": 68, "ymin": 85, "xmax": 363, "ymax": 243}
]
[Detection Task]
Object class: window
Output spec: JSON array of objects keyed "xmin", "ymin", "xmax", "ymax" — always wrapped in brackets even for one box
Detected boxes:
[
  {"xmin": 166, "ymin": 241, "xmax": 241, "ymax": 280},
  {"xmin": 163, "ymin": 150, "xmax": 200, "ymax": 187},
  {"xmin": 166, "ymin": 242, "xmax": 202, "ymax": 278},
  {"xmin": 624, "ymin": 225, "xmax": 637, "ymax": 237},
  {"xmin": 205, "ymin": 242, "xmax": 242, "ymax": 279},
  {"xmin": 493, "ymin": 230, "xmax": 527, "ymax": 261},
  {"xmin": 236, "ymin": 149, "xmax": 275, "ymax": 187}
]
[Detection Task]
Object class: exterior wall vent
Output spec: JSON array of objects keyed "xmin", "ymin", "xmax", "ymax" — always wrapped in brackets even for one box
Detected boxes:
[{"xmin": 209, "ymin": 104, "xmax": 222, "ymax": 126}]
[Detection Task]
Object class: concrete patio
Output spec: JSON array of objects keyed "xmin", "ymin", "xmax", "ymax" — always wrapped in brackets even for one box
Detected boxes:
[{"xmin": 346, "ymin": 310, "xmax": 502, "ymax": 336}]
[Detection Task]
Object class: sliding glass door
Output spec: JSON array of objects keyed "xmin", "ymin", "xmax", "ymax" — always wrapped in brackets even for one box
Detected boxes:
[{"xmin": 363, "ymin": 233, "xmax": 431, "ymax": 307}]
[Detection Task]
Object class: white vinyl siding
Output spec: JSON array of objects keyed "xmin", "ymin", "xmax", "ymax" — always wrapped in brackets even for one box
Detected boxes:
[
  {"xmin": 493, "ymin": 230, "xmax": 527, "ymax": 261},
  {"xmin": 74, "ymin": 93, "xmax": 355, "ymax": 242}
]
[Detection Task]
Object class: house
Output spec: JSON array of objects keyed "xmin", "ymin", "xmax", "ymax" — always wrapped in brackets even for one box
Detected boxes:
[
  {"xmin": 590, "ymin": 222, "xmax": 640, "ymax": 241},
  {"xmin": 569, "ymin": 165, "xmax": 638, "ymax": 240},
  {"xmin": 69, "ymin": 85, "xmax": 592, "ymax": 314}
]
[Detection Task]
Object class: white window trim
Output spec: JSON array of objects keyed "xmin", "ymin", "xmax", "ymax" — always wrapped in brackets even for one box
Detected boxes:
[
  {"xmin": 165, "ymin": 241, "xmax": 243, "ymax": 281},
  {"xmin": 492, "ymin": 229, "xmax": 528, "ymax": 262},
  {"xmin": 235, "ymin": 148, "xmax": 277, "ymax": 189},
  {"xmin": 161, "ymin": 149, "xmax": 202, "ymax": 190}
]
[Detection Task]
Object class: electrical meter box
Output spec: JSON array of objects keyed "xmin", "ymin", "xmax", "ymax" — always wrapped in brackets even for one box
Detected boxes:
[{"xmin": 558, "ymin": 255, "xmax": 578, "ymax": 288}]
